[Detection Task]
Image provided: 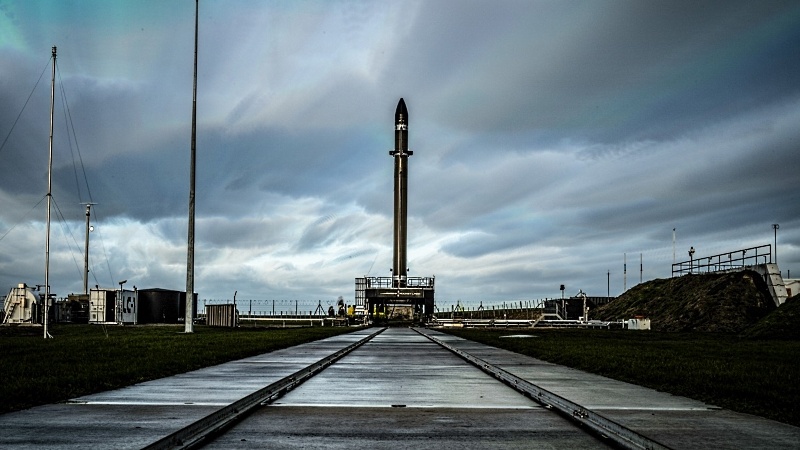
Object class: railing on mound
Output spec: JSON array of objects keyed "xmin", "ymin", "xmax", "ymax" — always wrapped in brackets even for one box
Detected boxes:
[{"xmin": 672, "ymin": 244, "xmax": 772, "ymax": 277}]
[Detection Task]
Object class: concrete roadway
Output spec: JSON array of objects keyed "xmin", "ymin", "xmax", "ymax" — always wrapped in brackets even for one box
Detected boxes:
[
  {"xmin": 0, "ymin": 327, "xmax": 798, "ymax": 449},
  {"xmin": 425, "ymin": 329, "xmax": 800, "ymax": 449},
  {"xmin": 204, "ymin": 327, "xmax": 606, "ymax": 449},
  {"xmin": 0, "ymin": 329, "xmax": 378, "ymax": 449}
]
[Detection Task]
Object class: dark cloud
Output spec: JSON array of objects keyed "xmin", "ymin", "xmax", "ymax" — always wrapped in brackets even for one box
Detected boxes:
[
  {"xmin": 1, "ymin": 1, "xmax": 799, "ymax": 303},
  {"xmin": 406, "ymin": 1, "xmax": 800, "ymax": 142}
]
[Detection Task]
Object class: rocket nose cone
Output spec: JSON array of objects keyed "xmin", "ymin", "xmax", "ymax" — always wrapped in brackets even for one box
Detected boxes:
[{"xmin": 395, "ymin": 98, "xmax": 408, "ymax": 123}]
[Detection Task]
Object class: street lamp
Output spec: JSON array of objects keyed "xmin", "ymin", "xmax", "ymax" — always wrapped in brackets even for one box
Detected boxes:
[
  {"xmin": 772, "ymin": 224, "xmax": 779, "ymax": 264},
  {"xmin": 688, "ymin": 247, "xmax": 695, "ymax": 274}
]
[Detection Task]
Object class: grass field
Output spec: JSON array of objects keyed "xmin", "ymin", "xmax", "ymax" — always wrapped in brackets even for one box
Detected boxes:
[
  {"xmin": 0, "ymin": 324, "xmax": 354, "ymax": 414},
  {"xmin": 4, "ymin": 324, "xmax": 799, "ymax": 429},
  {"xmin": 442, "ymin": 328, "xmax": 800, "ymax": 427}
]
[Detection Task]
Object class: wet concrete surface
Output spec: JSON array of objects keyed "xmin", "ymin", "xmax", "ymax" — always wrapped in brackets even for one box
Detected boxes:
[
  {"xmin": 426, "ymin": 328, "xmax": 800, "ymax": 449},
  {"xmin": 0, "ymin": 328, "xmax": 377, "ymax": 449},
  {"xmin": 272, "ymin": 327, "xmax": 535, "ymax": 408},
  {"xmin": 0, "ymin": 404, "xmax": 220, "ymax": 449},
  {"xmin": 1, "ymin": 327, "xmax": 799, "ymax": 449},
  {"xmin": 203, "ymin": 328, "xmax": 607, "ymax": 449},
  {"xmin": 203, "ymin": 406, "xmax": 606, "ymax": 449}
]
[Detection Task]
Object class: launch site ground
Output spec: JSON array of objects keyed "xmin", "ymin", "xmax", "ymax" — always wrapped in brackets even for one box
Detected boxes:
[{"xmin": 1, "ymin": 325, "xmax": 799, "ymax": 449}]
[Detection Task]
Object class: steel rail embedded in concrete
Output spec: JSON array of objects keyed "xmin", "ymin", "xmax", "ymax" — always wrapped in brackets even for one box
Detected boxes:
[
  {"xmin": 202, "ymin": 327, "xmax": 611, "ymax": 449},
  {"xmin": 424, "ymin": 328, "xmax": 800, "ymax": 450},
  {"xmin": 142, "ymin": 327, "xmax": 385, "ymax": 450},
  {"xmin": 2, "ymin": 327, "xmax": 799, "ymax": 449},
  {"xmin": 0, "ymin": 328, "xmax": 380, "ymax": 449},
  {"xmin": 414, "ymin": 327, "xmax": 671, "ymax": 450}
]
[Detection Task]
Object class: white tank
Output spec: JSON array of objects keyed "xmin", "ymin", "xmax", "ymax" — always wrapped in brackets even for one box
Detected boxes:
[{"xmin": 2, "ymin": 284, "xmax": 41, "ymax": 324}]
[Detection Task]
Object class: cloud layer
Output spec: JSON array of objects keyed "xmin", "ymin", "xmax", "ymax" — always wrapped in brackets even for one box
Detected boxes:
[{"xmin": 1, "ymin": 1, "xmax": 798, "ymax": 308}]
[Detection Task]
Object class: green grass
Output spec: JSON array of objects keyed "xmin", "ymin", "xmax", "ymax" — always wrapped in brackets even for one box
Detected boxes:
[
  {"xmin": 5, "ymin": 324, "xmax": 798, "ymax": 428},
  {"xmin": 0, "ymin": 324, "xmax": 354, "ymax": 414},
  {"xmin": 443, "ymin": 328, "xmax": 800, "ymax": 427}
]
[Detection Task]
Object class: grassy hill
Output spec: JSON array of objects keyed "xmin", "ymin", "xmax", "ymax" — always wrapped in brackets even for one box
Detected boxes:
[
  {"xmin": 744, "ymin": 295, "xmax": 800, "ymax": 339},
  {"xmin": 592, "ymin": 270, "xmax": 777, "ymax": 332}
]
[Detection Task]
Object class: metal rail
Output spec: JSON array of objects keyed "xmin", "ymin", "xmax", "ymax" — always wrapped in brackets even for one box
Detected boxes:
[
  {"xmin": 414, "ymin": 328, "xmax": 672, "ymax": 450},
  {"xmin": 142, "ymin": 328, "xmax": 386, "ymax": 450},
  {"xmin": 672, "ymin": 244, "xmax": 772, "ymax": 276}
]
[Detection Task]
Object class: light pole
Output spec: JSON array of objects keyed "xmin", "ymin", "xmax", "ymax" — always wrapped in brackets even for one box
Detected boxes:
[
  {"xmin": 185, "ymin": 0, "xmax": 199, "ymax": 334},
  {"xmin": 772, "ymin": 224, "xmax": 779, "ymax": 264},
  {"xmin": 640, "ymin": 253, "xmax": 643, "ymax": 284},
  {"xmin": 82, "ymin": 203, "xmax": 96, "ymax": 295}
]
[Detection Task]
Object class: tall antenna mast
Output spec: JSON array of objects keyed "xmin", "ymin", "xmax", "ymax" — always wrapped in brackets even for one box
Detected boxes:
[
  {"xmin": 185, "ymin": 0, "xmax": 198, "ymax": 333},
  {"xmin": 44, "ymin": 46, "xmax": 56, "ymax": 339}
]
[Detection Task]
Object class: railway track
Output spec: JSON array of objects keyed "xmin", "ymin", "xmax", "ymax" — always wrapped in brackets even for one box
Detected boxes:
[
  {"xmin": 142, "ymin": 327, "xmax": 387, "ymax": 450},
  {"xmin": 413, "ymin": 328, "xmax": 670, "ymax": 450},
  {"xmin": 145, "ymin": 327, "xmax": 670, "ymax": 450}
]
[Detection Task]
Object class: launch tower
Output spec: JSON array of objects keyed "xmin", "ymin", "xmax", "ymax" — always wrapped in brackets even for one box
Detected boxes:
[{"xmin": 356, "ymin": 99, "xmax": 435, "ymax": 322}]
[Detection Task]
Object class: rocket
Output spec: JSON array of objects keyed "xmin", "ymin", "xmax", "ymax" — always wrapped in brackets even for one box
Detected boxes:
[{"xmin": 390, "ymin": 98, "xmax": 412, "ymax": 288}]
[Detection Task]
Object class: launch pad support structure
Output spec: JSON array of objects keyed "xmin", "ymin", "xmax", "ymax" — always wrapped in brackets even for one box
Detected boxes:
[
  {"xmin": 357, "ymin": 99, "xmax": 435, "ymax": 321},
  {"xmin": 357, "ymin": 276, "xmax": 435, "ymax": 321}
]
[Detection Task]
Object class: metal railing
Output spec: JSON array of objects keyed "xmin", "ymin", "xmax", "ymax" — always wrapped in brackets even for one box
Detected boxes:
[
  {"xmin": 672, "ymin": 244, "xmax": 772, "ymax": 276},
  {"xmin": 201, "ymin": 299, "xmax": 336, "ymax": 318},
  {"xmin": 360, "ymin": 276, "xmax": 435, "ymax": 288}
]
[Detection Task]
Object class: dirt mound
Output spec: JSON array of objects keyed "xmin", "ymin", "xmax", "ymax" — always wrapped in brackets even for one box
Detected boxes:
[
  {"xmin": 592, "ymin": 270, "xmax": 775, "ymax": 332},
  {"xmin": 743, "ymin": 295, "xmax": 800, "ymax": 340}
]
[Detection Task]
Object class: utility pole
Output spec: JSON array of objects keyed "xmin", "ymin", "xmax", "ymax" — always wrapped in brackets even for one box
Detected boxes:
[
  {"xmin": 185, "ymin": 0, "xmax": 199, "ymax": 333},
  {"xmin": 672, "ymin": 228, "xmax": 676, "ymax": 265},
  {"xmin": 623, "ymin": 253, "xmax": 627, "ymax": 292},
  {"xmin": 82, "ymin": 203, "xmax": 96, "ymax": 295}
]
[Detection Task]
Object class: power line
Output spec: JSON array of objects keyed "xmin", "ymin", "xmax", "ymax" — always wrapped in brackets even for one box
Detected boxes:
[
  {"xmin": 0, "ymin": 56, "xmax": 52, "ymax": 157},
  {"xmin": 0, "ymin": 195, "xmax": 47, "ymax": 243},
  {"xmin": 57, "ymin": 66, "xmax": 94, "ymax": 203}
]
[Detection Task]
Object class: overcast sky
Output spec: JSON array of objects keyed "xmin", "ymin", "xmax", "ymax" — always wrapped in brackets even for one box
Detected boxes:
[{"xmin": 1, "ymin": 0, "xmax": 798, "ymax": 308}]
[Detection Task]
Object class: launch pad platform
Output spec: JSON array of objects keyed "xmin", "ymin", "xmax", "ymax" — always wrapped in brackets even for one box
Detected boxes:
[{"xmin": 355, "ymin": 276, "xmax": 435, "ymax": 321}]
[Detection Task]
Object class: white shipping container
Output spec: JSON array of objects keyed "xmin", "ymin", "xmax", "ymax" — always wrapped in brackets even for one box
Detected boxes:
[
  {"xmin": 117, "ymin": 289, "xmax": 137, "ymax": 324},
  {"xmin": 627, "ymin": 318, "xmax": 651, "ymax": 330},
  {"xmin": 89, "ymin": 289, "xmax": 115, "ymax": 323},
  {"xmin": 89, "ymin": 289, "xmax": 138, "ymax": 324}
]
